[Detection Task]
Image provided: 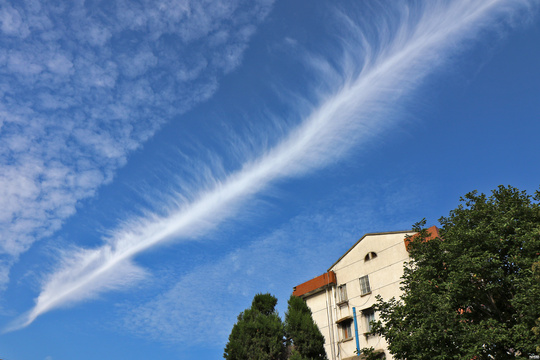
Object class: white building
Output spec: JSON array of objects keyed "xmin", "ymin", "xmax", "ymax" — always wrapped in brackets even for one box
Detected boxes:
[{"xmin": 293, "ymin": 227, "xmax": 438, "ymax": 360}]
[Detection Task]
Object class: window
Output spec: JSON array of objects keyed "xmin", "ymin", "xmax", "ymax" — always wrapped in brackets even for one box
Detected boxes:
[
  {"xmin": 340, "ymin": 320, "xmax": 353, "ymax": 340},
  {"xmin": 359, "ymin": 275, "xmax": 371, "ymax": 295},
  {"xmin": 364, "ymin": 251, "xmax": 378, "ymax": 261},
  {"xmin": 363, "ymin": 308, "xmax": 376, "ymax": 332},
  {"xmin": 337, "ymin": 284, "xmax": 348, "ymax": 303}
]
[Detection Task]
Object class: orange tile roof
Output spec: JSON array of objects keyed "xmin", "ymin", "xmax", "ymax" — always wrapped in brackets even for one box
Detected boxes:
[
  {"xmin": 403, "ymin": 225, "xmax": 439, "ymax": 250},
  {"xmin": 293, "ymin": 271, "xmax": 336, "ymax": 297}
]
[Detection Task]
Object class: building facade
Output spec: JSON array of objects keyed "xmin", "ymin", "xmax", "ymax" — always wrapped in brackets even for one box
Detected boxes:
[{"xmin": 293, "ymin": 227, "xmax": 438, "ymax": 360}]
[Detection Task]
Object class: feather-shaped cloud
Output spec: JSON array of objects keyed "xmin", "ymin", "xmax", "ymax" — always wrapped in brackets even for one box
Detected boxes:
[{"xmin": 7, "ymin": 0, "xmax": 534, "ymax": 332}]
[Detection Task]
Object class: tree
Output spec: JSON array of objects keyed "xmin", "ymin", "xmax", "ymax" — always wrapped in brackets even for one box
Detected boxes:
[
  {"xmin": 224, "ymin": 293, "xmax": 328, "ymax": 360},
  {"xmin": 224, "ymin": 293, "xmax": 286, "ymax": 360},
  {"xmin": 373, "ymin": 185, "xmax": 540, "ymax": 360},
  {"xmin": 284, "ymin": 294, "xmax": 327, "ymax": 360},
  {"xmin": 288, "ymin": 349, "xmax": 308, "ymax": 360},
  {"xmin": 532, "ymin": 260, "xmax": 540, "ymax": 353}
]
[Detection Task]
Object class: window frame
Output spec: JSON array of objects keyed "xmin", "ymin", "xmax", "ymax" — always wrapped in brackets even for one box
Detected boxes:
[
  {"xmin": 359, "ymin": 275, "xmax": 371, "ymax": 296},
  {"xmin": 341, "ymin": 320, "xmax": 353, "ymax": 340},
  {"xmin": 364, "ymin": 251, "xmax": 378, "ymax": 261},
  {"xmin": 363, "ymin": 308, "xmax": 376, "ymax": 332},
  {"xmin": 337, "ymin": 284, "xmax": 348, "ymax": 304}
]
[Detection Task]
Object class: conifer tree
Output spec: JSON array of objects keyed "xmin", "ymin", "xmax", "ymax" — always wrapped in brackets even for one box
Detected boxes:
[
  {"xmin": 224, "ymin": 293, "xmax": 328, "ymax": 360},
  {"xmin": 285, "ymin": 294, "xmax": 327, "ymax": 360},
  {"xmin": 288, "ymin": 349, "xmax": 307, "ymax": 360},
  {"xmin": 224, "ymin": 293, "xmax": 286, "ymax": 360}
]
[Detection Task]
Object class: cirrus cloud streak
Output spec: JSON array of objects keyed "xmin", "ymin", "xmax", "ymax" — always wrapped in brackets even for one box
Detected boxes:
[{"xmin": 7, "ymin": 0, "xmax": 536, "ymax": 332}]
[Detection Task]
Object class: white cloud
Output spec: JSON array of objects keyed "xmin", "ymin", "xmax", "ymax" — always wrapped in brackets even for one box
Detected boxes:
[
  {"xmin": 46, "ymin": 53, "xmax": 74, "ymax": 75},
  {"xmin": 0, "ymin": 4, "xmax": 30, "ymax": 38},
  {"xmin": 7, "ymin": 51, "xmax": 43, "ymax": 75},
  {"xmin": 120, "ymin": 181, "xmax": 423, "ymax": 344},
  {"xmin": 119, "ymin": 204, "xmax": 362, "ymax": 344},
  {"xmin": 8, "ymin": 0, "xmax": 533, "ymax": 332},
  {"xmin": 0, "ymin": 0, "xmax": 273, "ymax": 289}
]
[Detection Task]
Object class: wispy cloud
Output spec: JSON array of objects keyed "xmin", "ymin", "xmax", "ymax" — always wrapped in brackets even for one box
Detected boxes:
[
  {"xmin": 7, "ymin": 0, "xmax": 535, "ymax": 331},
  {"xmin": 118, "ymin": 208, "xmax": 364, "ymax": 345},
  {"xmin": 0, "ymin": 0, "xmax": 273, "ymax": 286},
  {"xmin": 119, "ymin": 179, "xmax": 425, "ymax": 345}
]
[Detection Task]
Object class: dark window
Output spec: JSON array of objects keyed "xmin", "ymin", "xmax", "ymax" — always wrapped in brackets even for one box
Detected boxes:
[
  {"xmin": 364, "ymin": 252, "xmax": 378, "ymax": 261},
  {"xmin": 341, "ymin": 320, "xmax": 353, "ymax": 339},
  {"xmin": 363, "ymin": 308, "xmax": 376, "ymax": 332}
]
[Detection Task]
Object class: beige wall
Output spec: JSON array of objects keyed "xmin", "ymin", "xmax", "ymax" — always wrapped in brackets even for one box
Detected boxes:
[
  {"xmin": 304, "ymin": 231, "xmax": 415, "ymax": 360},
  {"xmin": 303, "ymin": 289, "xmax": 335, "ymax": 359}
]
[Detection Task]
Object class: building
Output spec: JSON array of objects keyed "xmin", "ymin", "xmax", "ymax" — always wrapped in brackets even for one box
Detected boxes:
[{"xmin": 293, "ymin": 227, "xmax": 439, "ymax": 360}]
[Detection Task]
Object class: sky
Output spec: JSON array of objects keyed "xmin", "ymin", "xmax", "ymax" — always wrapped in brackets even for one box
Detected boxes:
[{"xmin": 0, "ymin": 0, "xmax": 539, "ymax": 359}]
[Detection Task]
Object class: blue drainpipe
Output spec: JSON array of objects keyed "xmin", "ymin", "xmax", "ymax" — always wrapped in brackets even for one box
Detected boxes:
[{"xmin": 352, "ymin": 307, "xmax": 360, "ymax": 354}]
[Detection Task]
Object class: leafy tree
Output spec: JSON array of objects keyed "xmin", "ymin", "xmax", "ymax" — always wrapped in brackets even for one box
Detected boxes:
[
  {"xmin": 532, "ymin": 260, "xmax": 540, "ymax": 353},
  {"xmin": 224, "ymin": 293, "xmax": 286, "ymax": 360},
  {"xmin": 357, "ymin": 347, "xmax": 385, "ymax": 360},
  {"xmin": 373, "ymin": 186, "xmax": 540, "ymax": 360},
  {"xmin": 284, "ymin": 295, "xmax": 327, "ymax": 360}
]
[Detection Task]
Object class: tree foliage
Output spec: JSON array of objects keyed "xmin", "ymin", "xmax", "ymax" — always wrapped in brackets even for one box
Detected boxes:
[
  {"xmin": 284, "ymin": 294, "xmax": 327, "ymax": 360},
  {"xmin": 532, "ymin": 260, "xmax": 540, "ymax": 353},
  {"xmin": 224, "ymin": 293, "xmax": 286, "ymax": 360},
  {"xmin": 373, "ymin": 185, "xmax": 540, "ymax": 360},
  {"xmin": 224, "ymin": 293, "xmax": 328, "ymax": 360}
]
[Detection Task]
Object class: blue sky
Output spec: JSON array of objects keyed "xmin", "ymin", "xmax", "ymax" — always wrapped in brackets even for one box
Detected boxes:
[{"xmin": 1, "ymin": 0, "xmax": 539, "ymax": 359}]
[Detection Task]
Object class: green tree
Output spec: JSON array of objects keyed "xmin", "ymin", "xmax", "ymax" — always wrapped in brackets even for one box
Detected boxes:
[
  {"xmin": 284, "ymin": 295, "xmax": 327, "ymax": 360},
  {"xmin": 373, "ymin": 186, "xmax": 540, "ymax": 360},
  {"xmin": 532, "ymin": 260, "xmax": 540, "ymax": 353},
  {"xmin": 224, "ymin": 293, "xmax": 286, "ymax": 360}
]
